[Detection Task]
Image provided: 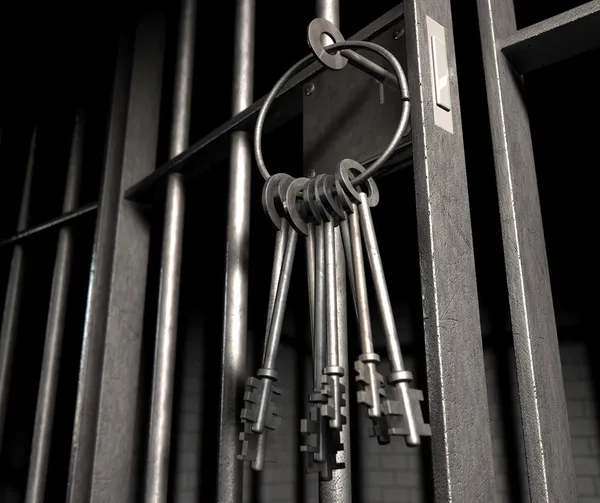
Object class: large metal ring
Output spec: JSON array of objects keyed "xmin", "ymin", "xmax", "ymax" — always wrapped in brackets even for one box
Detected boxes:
[
  {"xmin": 337, "ymin": 159, "xmax": 379, "ymax": 207},
  {"xmin": 262, "ymin": 173, "xmax": 294, "ymax": 229},
  {"xmin": 284, "ymin": 177, "xmax": 310, "ymax": 236},
  {"xmin": 307, "ymin": 18, "xmax": 348, "ymax": 70},
  {"xmin": 254, "ymin": 38, "xmax": 410, "ymax": 185}
]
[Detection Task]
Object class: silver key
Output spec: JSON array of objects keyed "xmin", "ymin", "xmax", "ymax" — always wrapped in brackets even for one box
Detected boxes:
[
  {"xmin": 300, "ymin": 176, "xmax": 344, "ymax": 479},
  {"xmin": 338, "ymin": 159, "xmax": 430, "ymax": 445},
  {"xmin": 337, "ymin": 174, "xmax": 388, "ymax": 443},
  {"xmin": 240, "ymin": 174, "xmax": 295, "ymax": 470}
]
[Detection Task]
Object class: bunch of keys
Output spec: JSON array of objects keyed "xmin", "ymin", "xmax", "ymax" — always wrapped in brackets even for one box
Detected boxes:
[{"xmin": 239, "ymin": 160, "xmax": 430, "ymax": 476}]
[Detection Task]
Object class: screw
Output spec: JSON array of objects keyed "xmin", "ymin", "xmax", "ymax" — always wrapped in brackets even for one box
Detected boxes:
[
  {"xmin": 304, "ymin": 83, "xmax": 315, "ymax": 96},
  {"xmin": 393, "ymin": 22, "xmax": 405, "ymax": 40}
]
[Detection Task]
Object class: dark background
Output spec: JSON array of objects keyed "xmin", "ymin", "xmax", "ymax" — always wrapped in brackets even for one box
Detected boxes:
[{"xmin": 0, "ymin": 0, "xmax": 597, "ymax": 501}]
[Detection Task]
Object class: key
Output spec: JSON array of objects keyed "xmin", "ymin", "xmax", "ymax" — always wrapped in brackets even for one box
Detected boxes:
[
  {"xmin": 338, "ymin": 159, "xmax": 431, "ymax": 446},
  {"xmin": 300, "ymin": 176, "xmax": 344, "ymax": 480},
  {"xmin": 315, "ymin": 174, "xmax": 346, "ymax": 432},
  {"xmin": 239, "ymin": 174, "xmax": 294, "ymax": 470},
  {"xmin": 300, "ymin": 177, "xmax": 329, "ymax": 468},
  {"xmin": 336, "ymin": 167, "xmax": 388, "ymax": 444}
]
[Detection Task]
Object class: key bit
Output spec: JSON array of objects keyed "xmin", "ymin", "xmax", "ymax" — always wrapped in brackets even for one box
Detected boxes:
[
  {"xmin": 241, "ymin": 376, "xmax": 282, "ymax": 430},
  {"xmin": 379, "ymin": 376, "xmax": 431, "ymax": 441},
  {"xmin": 354, "ymin": 357, "xmax": 386, "ymax": 416},
  {"xmin": 239, "ymin": 422, "xmax": 281, "ymax": 466},
  {"xmin": 300, "ymin": 405, "xmax": 324, "ymax": 470},
  {"xmin": 239, "ymin": 377, "xmax": 283, "ymax": 469},
  {"xmin": 319, "ymin": 372, "xmax": 347, "ymax": 430},
  {"xmin": 300, "ymin": 402, "xmax": 344, "ymax": 480},
  {"xmin": 369, "ymin": 415, "xmax": 392, "ymax": 445},
  {"xmin": 355, "ymin": 358, "xmax": 391, "ymax": 444}
]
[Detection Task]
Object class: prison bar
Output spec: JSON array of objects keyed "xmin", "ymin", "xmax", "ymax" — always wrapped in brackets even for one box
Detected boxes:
[
  {"xmin": 500, "ymin": 0, "xmax": 600, "ymax": 74},
  {"xmin": 25, "ymin": 112, "xmax": 84, "ymax": 503},
  {"xmin": 0, "ymin": 1, "xmax": 587, "ymax": 502},
  {"xmin": 145, "ymin": 0, "xmax": 195, "ymax": 501},
  {"xmin": 216, "ymin": 0, "xmax": 255, "ymax": 501},
  {"xmin": 0, "ymin": 127, "xmax": 36, "ymax": 450},
  {"xmin": 86, "ymin": 11, "xmax": 166, "ymax": 502},
  {"xmin": 312, "ymin": 2, "xmax": 353, "ymax": 503},
  {"xmin": 66, "ymin": 30, "xmax": 135, "ymax": 503},
  {"xmin": 476, "ymin": 0, "xmax": 580, "ymax": 500},
  {"xmin": 0, "ymin": 203, "xmax": 97, "ymax": 248},
  {"xmin": 403, "ymin": 0, "xmax": 496, "ymax": 499},
  {"xmin": 125, "ymin": 4, "xmax": 405, "ymax": 204}
]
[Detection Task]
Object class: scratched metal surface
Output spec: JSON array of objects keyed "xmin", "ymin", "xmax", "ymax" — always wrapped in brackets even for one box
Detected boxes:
[
  {"xmin": 476, "ymin": 0, "xmax": 578, "ymax": 501},
  {"xmin": 404, "ymin": 0, "xmax": 497, "ymax": 500}
]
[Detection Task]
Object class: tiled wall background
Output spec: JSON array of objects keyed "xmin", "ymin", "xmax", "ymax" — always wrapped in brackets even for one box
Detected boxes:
[{"xmin": 172, "ymin": 335, "xmax": 599, "ymax": 502}]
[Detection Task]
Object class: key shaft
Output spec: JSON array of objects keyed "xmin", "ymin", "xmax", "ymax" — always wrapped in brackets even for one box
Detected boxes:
[
  {"xmin": 357, "ymin": 192, "xmax": 420, "ymax": 445},
  {"xmin": 254, "ymin": 228, "xmax": 298, "ymax": 433},
  {"xmin": 263, "ymin": 221, "xmax": 289, "ymax": 361},
  {"xmin": 348, "ymin": 205, "xmax": 383, "ymax": 419},
  {"xmin": 314, "ymin": 224, "xmax": 327, "ymax": 391}
]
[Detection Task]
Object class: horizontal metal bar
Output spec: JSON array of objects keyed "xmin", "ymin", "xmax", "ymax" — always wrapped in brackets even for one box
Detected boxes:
[
  {"xmin": 125, "ymin": 3, "xmax": 404, "ymax": 203},
  {"xmin": 500, "ymin": 0, "xmax": 600, "ymax": 74},
  {"xmin": 0, "ymin": 203, "xmax": 98, "ymax": 248}
]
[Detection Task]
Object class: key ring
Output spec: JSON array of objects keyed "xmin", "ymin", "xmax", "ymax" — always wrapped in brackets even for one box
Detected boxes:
[{"xmin": 254, "ymin": 19, "xmax": 411, "ymax": 188}]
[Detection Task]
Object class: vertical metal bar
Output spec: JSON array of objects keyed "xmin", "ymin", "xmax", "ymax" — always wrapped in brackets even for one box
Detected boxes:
[
  {"xmin": 216, "ymin": 0, "xmax": 255, "ymax": 501},
  {"xmin": 89, "ymin": 11, "xmax": 166, "ymax": 503},
  {"xmin": 475, "ymin": 1, "xmax": 577, "ymax": 500},
  {"xmin": 310, "ymin": 1, "xmax": 351, "ymax": 501},
  {"xmin": 403, "ymin": 0, "xmax": 496, "ymax": 500},
  {"xmin": 25, "ymin": 112, "xmax": 85, "ymax": 503},
  {"xmin": 0, "ymin": 127, "xmax": 36, "ymax": 451},
  {"xmin": 316, "ymin": 0, "xmax": 339, "ymax": 28},
  {"xmin": 146, "ymin": 0, "xmax": 195, "ymax": 501},
  {"xmin": 67, "ymin": 30, "xmax": 134, "ymax": 503}
]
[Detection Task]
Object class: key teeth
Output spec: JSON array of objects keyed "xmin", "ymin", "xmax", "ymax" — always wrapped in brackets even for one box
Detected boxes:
[
  {"xmin": 318, "ymin": 375, "xmax": 347, "ymax": 427},
  {"xmin": 238, "ymin": 426, "xmax": 281, "ymax": 465},
  {"xmin": 378, "ymin": 385, "xmax": 431, "ymax": 440},
  {"xmin": 354, "ymin": 360, "xmax": 386, "ymax": 413},
  {"xmin": 239, "ymin": 375, "xmax": 284, "ymax": 465},
  {"xmin": 240, "ymin": 376, "xmax": 284, "ymax": 430},
  {"xmin": 300, "ymin": 404, "xmax": 345, "ymax": 476}
]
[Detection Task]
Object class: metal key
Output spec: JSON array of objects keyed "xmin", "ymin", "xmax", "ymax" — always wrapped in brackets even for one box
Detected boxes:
[
  {"xmin": 300, "ymin": 176, "xmax": 344, "ymax": 480},
  {"xmin": 338, "ymin": 159, "xmax": 430, "ymax": 446},
  {"xmin": 336, "ymin": 169, "xmax": 389, "ymax": 444},
  {"xmin": 315, "ymin": 174, "xmax": 347, "ymax": 432},
  {"xmin": 301, "ymin": 177, "xmax": 330, "ymax": 471},
  {"xmin": 239, "ymin": 174, "xmax": 294, "ymax": 470}
]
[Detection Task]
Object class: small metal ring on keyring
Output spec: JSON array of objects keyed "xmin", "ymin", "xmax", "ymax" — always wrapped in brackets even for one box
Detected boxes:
[
  {"xmin": 304, "ymin": 177, "xmax": 323, "ymax": 224},
  {"xmin": 254, "ymin": 32, "xmax": 411, "ymax": 187},
  {"xmin": 306, "ymin": 18, "xmax": 347, "ymax": 70},
  {"xmin": 283, "ymin": 177, "xmax": 310, "ymax": 236},
  {"xmin": 262, "ymin": 173, "xmax": 294, "ymax": 230},
  {"xmin": 312, "ymin": 174, "xmax": 334, "ymax": 223},
  {"xmin": 337, "ymin": 159, "xmax": 380, "ymax": 207},
  {"xmin": 316, "ymin": 174, "xmax": 346, "ymax": 221}
]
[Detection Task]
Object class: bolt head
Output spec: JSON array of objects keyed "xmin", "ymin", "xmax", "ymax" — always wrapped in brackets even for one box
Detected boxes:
[{"xmin": 393, "ymin": 22, "xmax": 405, "ymax": 40}]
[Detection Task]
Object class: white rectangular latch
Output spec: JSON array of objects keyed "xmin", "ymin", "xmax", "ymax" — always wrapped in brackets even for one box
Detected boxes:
[
  {"xmin": 431, "ymin": 35, "xmax": 450, "ymax": 111},
  {"xmin": 426, "ymin": 16, "xmax": 453, "ymax": 133}
]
